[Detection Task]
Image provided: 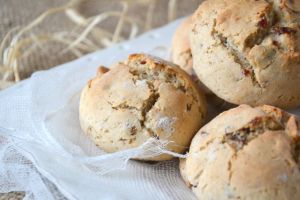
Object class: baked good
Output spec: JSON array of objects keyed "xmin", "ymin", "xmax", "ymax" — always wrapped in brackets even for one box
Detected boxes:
[
  {"xmin": 181, "ymin": 104, "xmax": 300, "ymax": 200},
  {"xmin": 190, "ymin": 0, "xmax": 300, "ymax": 108},
  {"xmin": 79, "ymin": 54, "xmax": 207, "ymax": 161}
]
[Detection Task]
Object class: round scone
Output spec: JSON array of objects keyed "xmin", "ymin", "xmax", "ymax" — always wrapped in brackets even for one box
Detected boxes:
[
  {"xmin": 181, "ymin": 104, "xmax": 300, "ymax": 200},
  {"xmin": 191, "ymin": 0, "xmax": 300, "ymax": 108},
  {"xmin": 79, "ymin": 54, "xmax": 207, "ymax": 161}
]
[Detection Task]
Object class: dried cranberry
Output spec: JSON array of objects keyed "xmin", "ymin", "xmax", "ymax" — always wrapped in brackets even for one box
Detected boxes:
[
  {"xmin": 242, "ymin": 69, "xmax": 251, "ymax": 77},
  {"xmin": 258, "ymin": 16, "xmax": 268, "ymax": 29}
]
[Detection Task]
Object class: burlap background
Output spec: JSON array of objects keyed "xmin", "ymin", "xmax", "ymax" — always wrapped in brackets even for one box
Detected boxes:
[{"xmin": 0, "ymin": 0, "xmax": 202, "ymax": 199}]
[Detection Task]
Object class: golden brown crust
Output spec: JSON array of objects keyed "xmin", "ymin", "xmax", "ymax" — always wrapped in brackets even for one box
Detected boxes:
[
  {"xmin": 181, "ymin": 104, "xmax": 300, "ymax": 200},
  {"xmin": 79, "ymin": 53, "xmax": 207, "ymax": 161},
  {"xmin": 191, "ymin": 0, "xmax": 300, "ymax": 108},
  {"xmin": 96, "ymin": 66, "xmax": 109, "ymax": 77}
]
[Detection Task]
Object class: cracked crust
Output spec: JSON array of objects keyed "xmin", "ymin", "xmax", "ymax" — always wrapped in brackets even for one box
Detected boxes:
[
  {"xmin": 191, "ymin": 0, "xmax": 300, "ymax": 108},
  {"xmin": 181, "ymin": 104, "xmax": 300, "ymax": 200},
  {"xmin": 79, "ymin": 54, "xmax": 207, "ymax": 161}
]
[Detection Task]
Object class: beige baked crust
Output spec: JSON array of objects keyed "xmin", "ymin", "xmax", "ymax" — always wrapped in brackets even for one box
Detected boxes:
[
  {"xmin": 172, "ymin": 16, "xmax": 214, "ymax": 95},
  {"xmin": 181, "ymin": 104, "xmax": 300, "ymax": 200},
  {"xmin": 172, "ymin": 16, "xmax": 194, "ymax": 76},
  {"xmin": 79, "ymin": 54, "xmax": 207, "ymax": 161},
  {"xmin": 191, "ymin": 0, "xmax": 300, "ymax": 109}
]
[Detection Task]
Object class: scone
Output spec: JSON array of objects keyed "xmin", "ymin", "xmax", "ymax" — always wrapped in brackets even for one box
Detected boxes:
[
  {"xmin": 191, "ymin": 0, "xmax": 300, "ymax": 108},
  {"xmin": 79, "ymin": 54, "xmax": 207, "ymax": 161},
  {"xmin": 181, "ymin": 104, "xmax": 300, "ymax": 200}
]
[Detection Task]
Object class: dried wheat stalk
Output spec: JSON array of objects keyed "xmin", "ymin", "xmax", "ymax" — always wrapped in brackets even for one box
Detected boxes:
[{"xmin": 0, "ymin": 0, "xmax": 178, "ymax": 89}]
